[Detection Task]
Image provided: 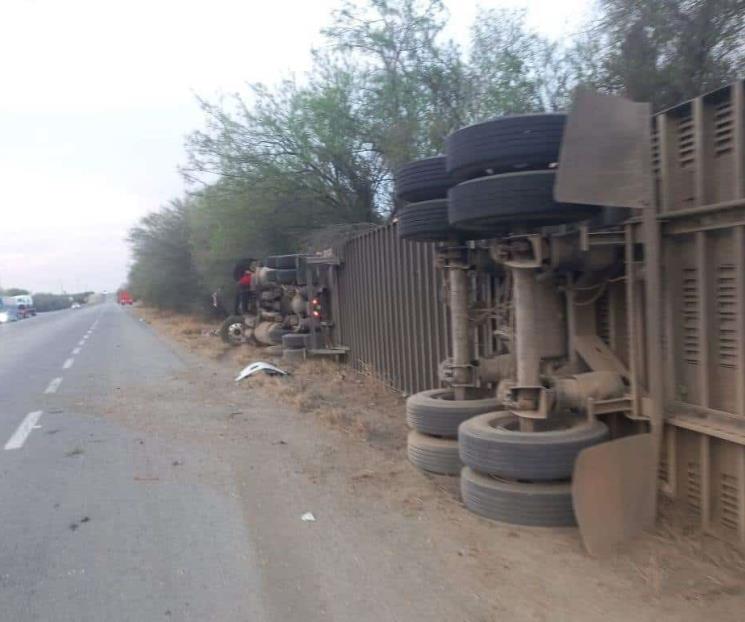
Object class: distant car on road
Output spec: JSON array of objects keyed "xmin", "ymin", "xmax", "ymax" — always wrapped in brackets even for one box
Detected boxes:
[
  {"xmin": 0, "ymin": 298, "xmax": 21, "ymax": 323},
  {"xmin": 12, "ymin": 295, "xmax": 36, "ymax": 318},
  {"xmin": 117, "ymin": 290, "xmax": 134, "ymax": 305},
  {"xmin": 71, "ymin": 302, "xmax": 81, "ymax": 309}
]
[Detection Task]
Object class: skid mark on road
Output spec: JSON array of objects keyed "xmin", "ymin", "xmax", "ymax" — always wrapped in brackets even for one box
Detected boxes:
[
  {"xmin": 44, "ymin": 377, "xmax": 63, "ymax": 394},
  {"xmin": 4, "ymin": 411, "xmax": 43, "ymax": 450}
]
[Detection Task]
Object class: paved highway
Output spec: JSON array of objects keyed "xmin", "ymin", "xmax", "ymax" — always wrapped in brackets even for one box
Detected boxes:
[{"xmin": 0, "ymin": 303, "xmax": 264, "ymax": 621}]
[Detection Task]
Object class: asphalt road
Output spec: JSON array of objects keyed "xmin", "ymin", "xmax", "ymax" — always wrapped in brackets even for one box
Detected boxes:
[{"xmin": 0, "ymin": 303, "xmax": 265, "ymax": 621}]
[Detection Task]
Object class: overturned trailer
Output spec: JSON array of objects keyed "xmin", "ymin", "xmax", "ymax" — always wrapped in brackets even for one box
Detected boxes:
[{"xmin": 316, "ymin": 80, "xmax": 745, "ymax": 547}]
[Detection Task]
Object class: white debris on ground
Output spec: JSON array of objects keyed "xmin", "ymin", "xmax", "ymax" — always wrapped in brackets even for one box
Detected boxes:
[{"xmin": 235, "ymin": 362, "xmax": 289, "ymax": 382}]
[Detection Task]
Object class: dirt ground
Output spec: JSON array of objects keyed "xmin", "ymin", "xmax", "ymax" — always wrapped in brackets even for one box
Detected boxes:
[{"xmin": 128, "ymin": 307, "xmax": 745, "ymax": 620}]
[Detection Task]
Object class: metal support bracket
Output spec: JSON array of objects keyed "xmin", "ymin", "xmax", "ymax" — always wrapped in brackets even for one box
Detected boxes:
[
  {"xmin": 506, "ymin": 385, "xmax": 555, "ymax": 420},
  {"xmin": 490, "ymin": 234, "xmax": 547, "ymax": 269}
]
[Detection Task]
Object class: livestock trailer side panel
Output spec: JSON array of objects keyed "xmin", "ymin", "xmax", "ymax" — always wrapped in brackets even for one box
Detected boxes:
[
  {"xmin": 333, "ymin": 223, "xmax": 451, "ymax": 395},
  {"xmin": 658, "ymin": 80, "xmax": 745, "ymax": 544}
]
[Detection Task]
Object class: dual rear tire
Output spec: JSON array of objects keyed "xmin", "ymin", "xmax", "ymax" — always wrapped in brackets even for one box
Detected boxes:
[
  {"xmin": 457, "ymin": 413, "xmax": 609, "ymax": 526},
  {"xmin": 393, "ymin": 114, "xmax": 601, "ymax": 241}
]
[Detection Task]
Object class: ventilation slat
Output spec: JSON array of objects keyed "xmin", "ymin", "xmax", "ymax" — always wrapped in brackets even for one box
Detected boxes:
[
  {"xmin": 681, "ymin": 267, "xmax": 699, "ymax": 365},
  {"xmin": 720, "ymin": 473, "xmax": 740, "ymax": 532},
  {"xmin": 717, "ymin": 265, "xmax": 737, "ymax": 368}
]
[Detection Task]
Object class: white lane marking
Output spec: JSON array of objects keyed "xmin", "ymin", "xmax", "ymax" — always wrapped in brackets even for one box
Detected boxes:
[
  {"xmin": 4, "ymin": 411, "xmax": 43, "ymax": 450},
  {"xmin": 44, "ymin": 377, "xmax": 63, "ymax": 394},
  {"xmin": 78, "ymin": 339, "xmax": 86, "ymax": 346},
  {"xmin": 63, "ymin": 358, "xmax": 74, "ymax": 370},
  {"xmin": 72, "ymin": 347, "xmax": 81, "ymax": 355}
]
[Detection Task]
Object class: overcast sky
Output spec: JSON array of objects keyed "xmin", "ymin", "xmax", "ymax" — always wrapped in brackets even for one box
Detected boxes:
[{"xmin": 0, "ymin": 0, "xmax": 591, "ymax": 293}]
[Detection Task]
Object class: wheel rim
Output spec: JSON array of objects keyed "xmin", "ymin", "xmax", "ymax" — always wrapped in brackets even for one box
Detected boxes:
[{"xmin": 227, "ymin": 323, "xmax": 245, "ymax": 344}]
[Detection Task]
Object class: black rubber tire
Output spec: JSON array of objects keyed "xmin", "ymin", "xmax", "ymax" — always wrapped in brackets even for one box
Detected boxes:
[
  {"xmin": 265, "ymin": 255, "xmax": 300, "ymax": 269},
  {"xmin": 219, "ymin": 315, "xmax": 247, "ymax": 345},
  {"xmin": 407, "ymin": 431, "xmax": 461, "ymax": 476},
  {"xmin": 448, "ymin": 171, "xmax": 599, "ymax": 236},
  {"xmin": 276, "ymin": 269, "xmax": 298, "ymax": 285},
  {"xmin": 406, "ymin": 388, "xmax": 500, "ymax": 438},
  {"xmin": 394, "ymin": 156, "xmax": 451, "ymax": 203},
  {"xmin": 397, "ymin": 200, "xmax": 462, "ymax": 243},
  {"xmin": 458, "ymin": 412, "xmax": 609, "ymax": 481},
  {"xmin": 267, "ymin": 323, "xmax": 290, "ymax": 344},
  {"xmin": 460, "ymin": 467, "xmax": 576, "ymax": 526},
  {"xmin": 282, "ymin": 332, "xmax": 310, "ymax": 350},
  {"xmin": 446, "ymin": 114, "xmax": 566, "ymax": 182}
]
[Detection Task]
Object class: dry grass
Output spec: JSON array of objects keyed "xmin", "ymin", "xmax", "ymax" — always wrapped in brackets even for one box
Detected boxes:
[
  {"xmin": 135, "ymin": 306, "xmax": 408, "ymax": 448},
  {"xmin": 134, "ymin": 307, "xmax": 232, "ymax": 360},
  {"xmin": 246, "ymin": 358, "xmax": 407, "ymax": 449}
]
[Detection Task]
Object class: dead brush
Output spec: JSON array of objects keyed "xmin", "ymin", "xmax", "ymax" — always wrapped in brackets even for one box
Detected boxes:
[
  {"xmin": 135, "ymin": 306, "xmax": 227, "ymax": 358},
  {"xmin": 242, "ymin": 355, "xmax": 406, "ymax": 444}
]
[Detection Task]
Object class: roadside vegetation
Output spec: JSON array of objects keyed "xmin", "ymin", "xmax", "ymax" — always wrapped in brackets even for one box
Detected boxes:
[{"xmin": 127, "ymin": 0, "xmax": 745, "ymax": 311}]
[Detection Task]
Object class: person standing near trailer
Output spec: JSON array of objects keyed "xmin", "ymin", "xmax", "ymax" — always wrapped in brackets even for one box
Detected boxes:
[{"xmin": 235, "ymin": 267, "xmax": 255, "ymax": 315}]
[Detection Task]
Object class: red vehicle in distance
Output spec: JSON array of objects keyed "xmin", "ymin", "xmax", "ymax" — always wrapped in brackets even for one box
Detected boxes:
[{"xmin": 117, "ymin": 290, "xmax": 134, "ymax": 305}]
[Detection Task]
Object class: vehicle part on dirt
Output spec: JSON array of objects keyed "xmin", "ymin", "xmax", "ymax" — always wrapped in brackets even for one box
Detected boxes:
[
  {"xmin": 265, "ymin": 254, "xmax": 303, "ymax": 269},
  {"xmin": 406, "ymin": 388, "xmax": 500, "ymax": 438},
  {"xmin": 448, "ymin": 171, "xmax": 600, "ymax": 237},
  {"xmin": 265, "ymin": 344, "xmax": 284, "ymax": 355},
  {"xmin": 397, "ymin": 200, "xmax": 462, "ymax": 243},
  {"xmin": 268, "ymin": 323, "xmax": 290, "ymax": 344},
  {"xmin": 219, "ymin": 315, "xmax": 250, "ymax": 345},
  {"xmin": 406, "ymin": 431, "xmax": 461, "ymax": 476},
  {"xmin": 290, "ymin": 293, "xmax": 306, "ymax": 315},
  {"xmin": 254, "ymin": 321, "xmax": 287, "ymax": 346},
  {"xmin": 235, "ymin": 361, "xmax": 289, "ymax": 381},
  {"xmin": 276, "ymin": 269, "xmax": 298, "ymax": 285},
  {"xmin": 282, "ymin": 347, "xmax": 307, "ymax": 362},
  {"xmin": 573, "ymin": 434, "xmax": 656, "ymax": 556},
  {"xmin": 394, "ymin": 156, "xmax": 451, "ymax": 203},
  {"xmin": 282, "ymin": 332, "xmax": 311, "ymax": 350},
  {"xmin": 458, "ymin": 412, "xmax": 609, "ymax": 480},
  {"xmin": 446, "ymin": 114, "xmax": 566, "ymax": 183},
  {"xmin": 552, "ymin": 371, "xmax": 626, "ymax": 412},
  {"xmin": 460, "ymin": 467, "xmax": 575, "ymax": 526}
]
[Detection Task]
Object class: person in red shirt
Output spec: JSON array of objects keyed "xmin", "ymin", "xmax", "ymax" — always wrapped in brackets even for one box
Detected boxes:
[{"xmin": 235, "ymin": 268, "xmax": 254, "ymax": 314}]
